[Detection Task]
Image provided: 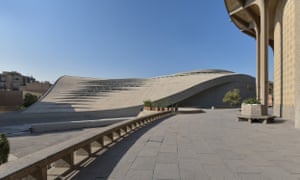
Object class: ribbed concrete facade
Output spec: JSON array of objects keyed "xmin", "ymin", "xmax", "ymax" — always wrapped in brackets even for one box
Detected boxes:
[
  {"xmin": 225, "ymin": 0, "xmax": 300, "ymax": 128},
  {"xmin": 273, "ymin": 0, "xmax": 296, "ymax": 121},
  {"xmin": 25, "ymin": 70, "xmax": 255, "ymax": 118},
  {"xmin": 294, "ymin": 0, "xmax": 300, "ymax": 128}
]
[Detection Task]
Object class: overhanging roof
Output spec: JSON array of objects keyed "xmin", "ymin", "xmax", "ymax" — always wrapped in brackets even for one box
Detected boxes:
[{"xmin": 224, "ymin": 0, "xmax": 280, "ymax": 46}]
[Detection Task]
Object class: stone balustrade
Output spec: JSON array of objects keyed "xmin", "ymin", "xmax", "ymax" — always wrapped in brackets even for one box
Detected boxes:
[{"xmin": 0, "ymin": 111, "xmax": 173, "ymax": 180}]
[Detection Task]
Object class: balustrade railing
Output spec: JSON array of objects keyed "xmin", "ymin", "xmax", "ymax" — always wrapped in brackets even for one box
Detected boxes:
[{"xmin": 0, "ymin": 111, "xmax": 173, "ymax": 180}]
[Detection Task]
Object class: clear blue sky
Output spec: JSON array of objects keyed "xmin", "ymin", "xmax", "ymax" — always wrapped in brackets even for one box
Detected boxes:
[{"xmin": 0, "ymin": 0, "xmax": 273, "ymax": 83}]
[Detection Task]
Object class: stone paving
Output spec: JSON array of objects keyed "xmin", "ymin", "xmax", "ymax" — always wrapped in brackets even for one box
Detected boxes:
[{"xmin": 72, "ymin": 109, "xmax": 300, "ymax": 180}]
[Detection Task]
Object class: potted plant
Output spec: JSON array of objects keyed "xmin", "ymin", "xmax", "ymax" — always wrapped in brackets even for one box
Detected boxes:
[
  {"xmin": 241, "ymin": 98, "xmax": 262, "ymax": 116},
  {"xmin": 143, "ymin": 100, "xmax": 153, "ymax": 111},
  {"xmin": 152, "ymin": 102, "xmax": 160, "ymax": 111}
]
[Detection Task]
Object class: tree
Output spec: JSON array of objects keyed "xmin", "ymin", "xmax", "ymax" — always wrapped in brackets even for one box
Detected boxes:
[
  {"xmin": 0, "ymin": 133, "xmax": 9, "ymax": 165},
  {"xmin": 223, "ymin": 89, "xmax": 241, "ymax": 107},
  {"xmin": 23, "ymin": 93, "xmax": 38, "ymax": 107}
]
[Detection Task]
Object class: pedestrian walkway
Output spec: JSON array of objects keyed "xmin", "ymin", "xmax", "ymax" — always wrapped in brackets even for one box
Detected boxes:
[{"xmin": 72, "ymin": 109, "xmax": 300, "ymax": 180}]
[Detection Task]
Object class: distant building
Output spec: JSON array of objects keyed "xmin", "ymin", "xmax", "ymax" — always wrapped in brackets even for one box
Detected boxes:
[
  {"xmin": 0, "ymin": 71, "xmax": 51, "ymax": 112},
  {"xmin": 0, "ymin": 71, "xmax": 35, "ymax": 91},
  {"xmin": 19, "ymin": 81, "xmax": 51, "ymax": 98}
]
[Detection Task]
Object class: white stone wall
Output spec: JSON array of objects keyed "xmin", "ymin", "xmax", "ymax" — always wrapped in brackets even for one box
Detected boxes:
[
  {"xmin": 294, "ymin": 0, "xmax": 300, "ymax": 127},
  {"xmin": 273, "ymin": 0, "xmax": 297, "ymax": 121},
  {"xmin": 282, "ymin": 0, "xmax": 296, "ymax": 120}
]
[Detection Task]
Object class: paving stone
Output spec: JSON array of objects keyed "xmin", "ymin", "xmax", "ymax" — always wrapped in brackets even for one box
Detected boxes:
[
  {"xmin": 177, "ymin": 146, "xmax": 198, "ymax": 158},
  {"xmin": 256, "ymin": 151, "xmax": 286, "ymax": 161},
  {"xmin": 154, "ymin": 163, "xmax": 180, "ymax": 180},
  {"xmin": 215, "ymin": 149, "xmax": 245, "ymax": 160},
  {"xmin": 148, "ymin": 136, "xmax": 164, "ymax": 143},
  {"xmin": 290, "ymin": 174, "xmax": 300, "ymax": 180},
  {"xmin": 224, "ymin": 159, "xmax": 261, "ymax": 173},
  {"xmin": 120, "ymin": 152, "xmax": 138, "ymax": 163},
  {"xmin": 195, "ymin": 154, "xmax": 224, "ymax": 165},
  {"xmin": 260, "ymin": 166, "xmax": 299, "ymax": 180},
  {"xmin": 193, "ymin": 143, "xmax": 214, "ymax": 154},
  {"xmin": 145, "ymin": 141, "xmax": 162, "ymax": 148},
  {"xmin": 179, "ymin": 159, "xmax": 210, "ymax": 180},
  {"xmin": 237, "ymin": 173, "xmax": 265, "ymax": 180},
  {"xmin": 108, "ymin": 161, "xmax": 132, "ymax": 178},
  {"xmin": 202, "ymin": 164, "xmax": 240, "ymax": 180},
  {"xmin": 244, "ymin": 155, "xmax": 273, "ymax": 166},
  {"xmin": 137, "ymin": 148, "xmax": 159, "ymax": 157},
  {"xmin": 271, "ymin": 160, "xmax": 300, "ymax": 174},
  {"xmin": 124, "ymin": 169, "xmax": 153, "ymax": 180},
  {"xmin": 156, "ymin": 152, "xmax": 178, "ymax": 164},
  {"xmin": 163, "ymin": 135, "xmax": 177, "ymax": 145},
  {"xmin": 160, "ymin": 144, "xmax": 178, "ymax": 153},
  {"xmin": 130, "ymin": 157, "xmax": 156, "ymax": 170}
]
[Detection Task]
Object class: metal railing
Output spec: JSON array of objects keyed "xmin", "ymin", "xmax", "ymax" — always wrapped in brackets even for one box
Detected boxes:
[{"xmin": 0, "ymin": 111, "xmax": 174, "ymax": 180}]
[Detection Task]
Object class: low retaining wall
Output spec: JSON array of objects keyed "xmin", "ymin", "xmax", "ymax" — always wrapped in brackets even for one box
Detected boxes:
[
  {"xmin": 0, "ymin": 106, "xmax": 18, "ymax": 112},
  {"xmin": 0, "ymin": 91, "xmax": 23, "ymax": 107},
  {"xmin": 0, "ymin": 111, "xmax": 173, "ymax": 180},
  {"xmin": 30, "ymin": 117, "xmax": 132, "ymax": 133}
]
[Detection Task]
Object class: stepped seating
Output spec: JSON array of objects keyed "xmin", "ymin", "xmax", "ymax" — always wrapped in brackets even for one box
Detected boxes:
[{"xmin": 24, "ymin": 70, "xmax": 255, "ymax": 115}]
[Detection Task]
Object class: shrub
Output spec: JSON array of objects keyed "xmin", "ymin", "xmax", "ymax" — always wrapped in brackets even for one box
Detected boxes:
[
  {"xmin": 0, "ymin": 133, "xmax": 9, "ymax": 165},
  {"xmin": 222, "ymin": 88, "xmax": 241, "ymax": 106},
  {"xmin": 243, "ymin": 97, "xmax": 261, "ymax": 104},
  {"xmin": 143, "ymin": 100, "xmax": 153, "ymax": 107},
  {"xmin": 23, "ymin": 93, "xmax": 38, "ymax": 107},
  {"xmin": 152, "ymin": 102, "xmax": 160, "ymax": 108}
]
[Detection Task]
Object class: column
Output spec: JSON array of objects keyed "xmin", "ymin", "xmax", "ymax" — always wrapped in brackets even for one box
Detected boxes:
[
  {"xmin": 255, "ymin": 26, "xmax": 261, "ymax": 100},
  {"xmin": 260, "ymin": 0, "xmax": 269, "ymax": 115},
  {"xmin": 294, "ymin": 0, "xmax": 300, "ymax": 128}
]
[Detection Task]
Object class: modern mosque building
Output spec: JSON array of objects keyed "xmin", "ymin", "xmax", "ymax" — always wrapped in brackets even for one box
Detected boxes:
[
  {"xmin": 224, "ymin": 0, "xmax": 300, "ymax": 128},
  {"xmin": 25, "ymin": 70, "xmax": 255, "ymax": 118}
]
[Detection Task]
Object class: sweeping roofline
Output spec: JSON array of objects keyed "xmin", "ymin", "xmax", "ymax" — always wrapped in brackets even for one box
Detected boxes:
[{"xmin": 152, "ymin": 69, "xmax": 234, "ymax": 79}]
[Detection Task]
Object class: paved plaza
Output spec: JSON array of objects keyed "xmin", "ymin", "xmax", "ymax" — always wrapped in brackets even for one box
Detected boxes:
[{"xmin": 70, "ymin": 109, "xmax": 300, "ymax": 180}]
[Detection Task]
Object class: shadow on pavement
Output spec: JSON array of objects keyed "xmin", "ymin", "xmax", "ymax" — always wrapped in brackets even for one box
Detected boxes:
[{"xmin": 71, "ymin": 116, "xmax": 170, "ymax": 180}]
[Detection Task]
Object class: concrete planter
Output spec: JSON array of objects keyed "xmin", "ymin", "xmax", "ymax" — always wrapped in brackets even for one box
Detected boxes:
[
  {"xmin": 143, "ymin": 106, "xmax": 152, "ymax": 111},
  {"xmin": 241, "ymin": 103, "xmax": 263, "ymax": 116},
  {"xmin": 153, "ymin": 107, "xmax": 160, "ymax": 111},
  {"xmin": 143, "ymin": 106, "xmax": 169, "ymax": 112}
]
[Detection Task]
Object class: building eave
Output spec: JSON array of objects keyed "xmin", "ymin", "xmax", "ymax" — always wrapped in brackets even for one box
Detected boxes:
[{"xmin": 224, "ymin": 0, "xmax": 279, "ymax": 47}]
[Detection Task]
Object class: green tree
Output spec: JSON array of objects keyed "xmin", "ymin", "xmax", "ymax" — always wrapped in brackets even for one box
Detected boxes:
[
  {"xmin": 23, "ymin": 93, "xmax": 38, "ymax": 107},
  {"xmin": 223, "ymin": 89, "xmax": 241, "ymax": 106},
  {"xmin": 0, "ymin": 133, "xmax": 9, "ymax": 165}
]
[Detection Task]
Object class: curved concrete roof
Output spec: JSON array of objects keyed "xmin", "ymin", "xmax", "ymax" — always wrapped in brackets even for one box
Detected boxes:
[{"xmin": 25, "ymin": 70, "xmax": 255, "ymax": 116}]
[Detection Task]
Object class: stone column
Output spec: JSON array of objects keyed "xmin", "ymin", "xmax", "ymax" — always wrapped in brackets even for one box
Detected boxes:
[
  {"xmin": 259, "ymin": 0, "xmax": 269, "ymax": 115},
  {"xmin": 294, "ymin": 0, "xmax": 300, "ymax": 128},
  {"xmin": 255, "ymin": 26, "xmax": 261, "ymax": 100}
]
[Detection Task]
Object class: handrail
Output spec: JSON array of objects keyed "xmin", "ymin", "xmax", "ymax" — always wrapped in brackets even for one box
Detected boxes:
[{"xmin": 0, "ymin": 110, "xmax": 174, "ymax": 180}]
